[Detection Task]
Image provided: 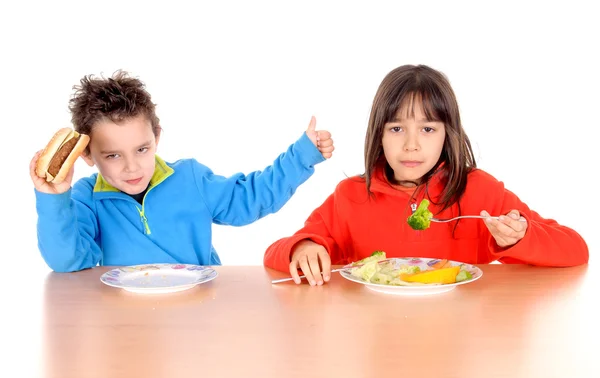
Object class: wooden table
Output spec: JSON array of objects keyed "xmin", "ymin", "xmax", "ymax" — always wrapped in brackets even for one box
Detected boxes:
[{"xmin": 5, "ymin": 264, "xmax": 598, "ymax": 378}]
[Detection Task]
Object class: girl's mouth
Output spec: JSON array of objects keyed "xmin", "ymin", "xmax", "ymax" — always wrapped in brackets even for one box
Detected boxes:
[{"xmin": 401, "ymin": 161, "xmax": 422, "ymax": 168}]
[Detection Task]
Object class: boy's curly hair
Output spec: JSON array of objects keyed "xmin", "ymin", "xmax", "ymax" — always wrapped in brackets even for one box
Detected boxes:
[{"xmin": 69, "ymin": 70, "xmax": 161, "ymax": 152}]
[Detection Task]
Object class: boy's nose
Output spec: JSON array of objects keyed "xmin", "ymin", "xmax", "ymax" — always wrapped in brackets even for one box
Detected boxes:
[{"xmin": 123, "ymin": 157, "xmax": 140, "ymax": 172}]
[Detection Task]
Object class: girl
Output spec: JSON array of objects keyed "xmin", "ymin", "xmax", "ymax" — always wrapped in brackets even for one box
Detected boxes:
[{"xmin": 264, "ymin": 64, "xmax": 589, "ymax": 286}]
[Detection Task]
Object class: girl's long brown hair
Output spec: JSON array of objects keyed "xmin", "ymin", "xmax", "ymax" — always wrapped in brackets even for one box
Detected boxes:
[{"xmin": 363, "ymin": 64, "xmax": 476, "ymax": 212}]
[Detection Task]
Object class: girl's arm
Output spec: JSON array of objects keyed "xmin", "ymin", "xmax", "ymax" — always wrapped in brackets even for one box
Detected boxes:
[
  {"xmin": 476, "ymin": 173, "xmax": 589, "ymax": 267},
  {"xmin": 264, "ymin": 192, "xmax": 345, "ymax": 273}
]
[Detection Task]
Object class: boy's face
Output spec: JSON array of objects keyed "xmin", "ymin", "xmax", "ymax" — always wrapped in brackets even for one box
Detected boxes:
[{"xmin": 82, "ymin": 115, "xmax": 160, "ymax": 195}]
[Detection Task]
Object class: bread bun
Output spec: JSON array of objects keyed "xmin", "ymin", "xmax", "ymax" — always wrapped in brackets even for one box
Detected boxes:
[{"xmin": 36, "ymin": 128, "xmax": 90, "ymax": 184}]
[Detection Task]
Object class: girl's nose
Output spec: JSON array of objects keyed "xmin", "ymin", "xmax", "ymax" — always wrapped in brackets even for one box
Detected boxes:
[{"xmin": 403, "ymin": 133, "xmax": 420, "ymax": 151}]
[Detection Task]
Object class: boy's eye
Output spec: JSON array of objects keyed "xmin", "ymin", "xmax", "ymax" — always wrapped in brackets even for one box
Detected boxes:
[
  {"xmin": 105, "ymin": 154, "xmax": 119, "ymax": 159},
  {"xmin": 138, "ymin": 147, "xmax": 149, "ymax": 153}
]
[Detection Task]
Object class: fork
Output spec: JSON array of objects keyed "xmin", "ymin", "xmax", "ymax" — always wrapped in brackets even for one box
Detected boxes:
[
  {"xmin": 270, "ymin": 268, "xmax": 346, "ymax": 284},
  {"xmin": 430, "ymin": 215, "xmax": 526, "ymax": 223},
  {"xmin": 270, "ymin": 259, "xmax": 392, "ymax": 284}
]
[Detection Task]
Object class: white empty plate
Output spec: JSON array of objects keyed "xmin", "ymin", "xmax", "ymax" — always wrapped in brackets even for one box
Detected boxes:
[{"xmin": 100, "ymin": 263, "xmax": 218, "ymax": 294}]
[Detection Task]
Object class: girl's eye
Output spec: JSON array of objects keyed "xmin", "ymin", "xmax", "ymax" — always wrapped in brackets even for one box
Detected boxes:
[
  {"xmin": 423, "ymin": 127, "xmax": 435, "ymax": 133},
  {"xmin": 138, "ymin": 147, "xmax": 149, "ymax": 153},
  {"xmin": 106, "ymin": 154, "xmax": 119, "ymax": 159},
  {"xmin": 390, "ymin": 126, "xmax": 402, "ymax": 133}
]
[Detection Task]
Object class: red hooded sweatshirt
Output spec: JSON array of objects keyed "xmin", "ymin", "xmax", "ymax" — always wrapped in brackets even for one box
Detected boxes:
[{"xmin": 264, "ymin": 166, "xmax": 588, "ymax": 272}]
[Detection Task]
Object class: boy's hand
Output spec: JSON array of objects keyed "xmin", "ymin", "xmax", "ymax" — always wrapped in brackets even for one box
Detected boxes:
[
  {"xmin": 481, "ymin": 209, "xmax": 528, "ymax": 248},
  {"xmin": 305, "ymin": 116, "xmax": 334, "ymax": 159},
  {"xmin": 30, "ymin": 150, "xmax": 74, "ymax": 194},
  {"xmin": 289, "ymin": 239, "xmax": 331, "ymax": 286}
]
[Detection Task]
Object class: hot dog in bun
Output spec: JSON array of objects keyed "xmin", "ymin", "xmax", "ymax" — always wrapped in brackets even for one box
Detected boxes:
[{"xmin": 36, "ymin": 128, "xmax": 90, "ymax": 184}]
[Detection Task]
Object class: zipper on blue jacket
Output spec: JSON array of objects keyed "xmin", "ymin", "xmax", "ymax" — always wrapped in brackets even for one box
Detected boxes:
[
  {"xmin": 136, "ymin": 206, "xmax": 151, "ymax": 234},
  {"xmin": 132, "ymin": 170, "xmax": 171, "ymax": 235}
]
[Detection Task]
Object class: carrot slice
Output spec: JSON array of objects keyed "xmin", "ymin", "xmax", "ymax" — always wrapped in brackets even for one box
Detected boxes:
[{"xmin": 430, "ymin": 259, "xmax": 449, "ymax": 270}]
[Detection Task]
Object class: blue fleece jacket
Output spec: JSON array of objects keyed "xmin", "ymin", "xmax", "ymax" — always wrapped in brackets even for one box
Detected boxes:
[{"xmin": 35, "ymin": 132, "xmax": 324, "ymax": 272}]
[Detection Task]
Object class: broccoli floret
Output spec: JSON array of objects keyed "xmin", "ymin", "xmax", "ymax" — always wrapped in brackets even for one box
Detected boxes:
[
  {"xmin": 407, "ymin": 199, "xmax": 433, "ymax": 230},
  {"xmin": 398, "ymin": 265, "xmax": 421, "ymax": 274},
  {"xmin": 456, "ymin": 270, "xmax": 473, "ymax": 282},
  {"xmin": 370, "ymin": 250, "xmax": 385, "ymax": 259},
  {"xmin": 352, "ymin": 250, "xmax": 386, "ymax": 266}
]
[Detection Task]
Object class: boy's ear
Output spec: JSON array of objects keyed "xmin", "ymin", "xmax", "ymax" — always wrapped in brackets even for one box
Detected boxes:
[{"xmin": 81, "ymin": 152, "xmax": 95, "ymax": 167}]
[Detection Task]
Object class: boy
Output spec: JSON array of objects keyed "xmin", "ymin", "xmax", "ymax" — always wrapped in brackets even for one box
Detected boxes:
[{"xmin": 30, "ymin": 70, "xmax": 334, "ymax": 272}]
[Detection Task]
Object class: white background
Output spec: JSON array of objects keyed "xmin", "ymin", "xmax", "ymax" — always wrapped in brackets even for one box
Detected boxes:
[{"xmin": 1, "ymin": 0, "xmax": 597, "ymax": 275}]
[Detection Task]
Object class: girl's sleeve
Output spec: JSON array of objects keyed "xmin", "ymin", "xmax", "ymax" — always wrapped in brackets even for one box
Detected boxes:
[
  {"xmin": 264, "ymin": 190, "xmax": 347, "ymax": 273},
  {"xmin": 481, "ymin": 180, "xmax": 588, "ymax": 267}
]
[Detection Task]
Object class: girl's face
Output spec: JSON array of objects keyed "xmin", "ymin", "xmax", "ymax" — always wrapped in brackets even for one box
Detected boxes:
[{"xmin": 381, "ymin": 100, "xmax": 445, "ymax": 185}]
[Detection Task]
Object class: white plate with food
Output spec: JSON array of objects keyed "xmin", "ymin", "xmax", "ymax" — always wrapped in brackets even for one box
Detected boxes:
[
  {"xmin": 100, "ymin": 263, "xmax": 218, "ymax": 294},
  {"xmin": 339, "ymin": 252, "xmax": 482, "ymax": 296}
]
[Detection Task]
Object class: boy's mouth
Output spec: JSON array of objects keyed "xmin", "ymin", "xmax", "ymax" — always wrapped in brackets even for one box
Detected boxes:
[{"xmin": 125, "ymin": 177, "xmax": 143, "ymax": 185}]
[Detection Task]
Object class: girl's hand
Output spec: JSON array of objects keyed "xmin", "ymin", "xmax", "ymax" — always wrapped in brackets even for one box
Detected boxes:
[
  {"xmin": 289, "ymin": 239, "xmax": 331, "ymax": 286},
  {"xmin": 30, "ymin": 150, "xmax": 74, "ymax": 194},
  {"xmin": 481, "ymin": 209, "xmax": 528, "ymax": 248},
  {"xmin": 305, "ymin": 116, "xmax": 334, "ymax": 159}
]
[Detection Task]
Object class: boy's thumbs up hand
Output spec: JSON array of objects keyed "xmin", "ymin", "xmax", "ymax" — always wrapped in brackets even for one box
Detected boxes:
[
  {"xmin": 305, "ymin": 116, "xmax": 318, "ymax": 145},
  {"xmin": 305, "ymin": 116, "xmax": 334, "ymax": 159}
]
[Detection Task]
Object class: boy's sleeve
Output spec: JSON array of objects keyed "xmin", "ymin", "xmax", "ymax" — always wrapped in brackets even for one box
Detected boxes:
[
  {"xmin": 482, "ymin": 182, "xmax": 588, "ymax": 267},
  {"xmin": 264, "ymin": 191, "xmax": 345, "ymax": 273},
  {"xmin": 192, "ymin": 132, "xmax": 325, "ymax": 226},
  {"xmin": 35, "ymin": 182, "xmax": 102, "ymax": 272}
]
